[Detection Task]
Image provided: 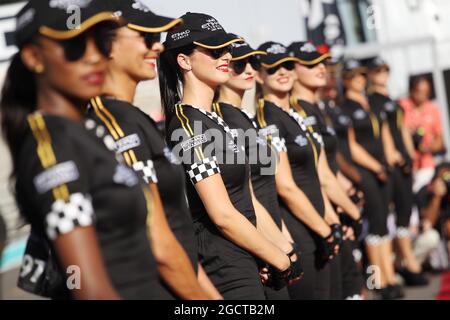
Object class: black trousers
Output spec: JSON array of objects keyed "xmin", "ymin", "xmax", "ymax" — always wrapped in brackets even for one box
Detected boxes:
[
  {"xmin": 357, "ymin": 167, "xmax": 390, "ymax": 237},
  {"xmin": 264, "ymin": 286, "xmax": 291, "ymax": 300},
  {"xmin": 280, "ymin": 205, "xmax": 332, "ymax": 300},
  {"xmin": 329, "ymin": 253, "xmax": 343, "ymax": 299},
  {"xmin": 340, "ymin": 240, "xmax": 364, "ymax": 298},
  {"xmin": 197, "ymin": 223, "xmax": 265, "ymax": 300},
  {"xmin": 389, "ymin": 167, "xmax": 414, "ymax": 228}
]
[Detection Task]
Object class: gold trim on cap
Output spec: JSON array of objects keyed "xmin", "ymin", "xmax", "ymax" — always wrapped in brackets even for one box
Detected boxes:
[
  {"xmin": 127, "ymin": 18, "xmax": 183, "ymax": 33},
  {"xmin": 193, "ymin": 37, "xmax": 244, "ymax": 49},
  {"xmin": 296, "ymin": 53, "xmax": 331, "ymax": 66},
  {"xmin": 262, "ymin": 56, "xmax": 298, "ymax": 68},
  {"xmin": 39, "ymin": 12, "xmax": 119, "ymax": 40},
  {"xmin": 231, "ymin": 50, "xmax": 267, "ymax": 61}
]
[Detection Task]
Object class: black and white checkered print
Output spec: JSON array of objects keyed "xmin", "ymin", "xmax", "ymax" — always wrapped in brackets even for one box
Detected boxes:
[
  {"xmin": 271, "ymin": 136, "xmax": 287, "ymax": 153},
  {"xmin": 240, "ymin": 109, "xmax": 258, "ymax": 129},
  {"xmin": 288, "ymin": 109, "xmax": 324, "ymax": 147},
  {"xmin": 187, "ymin": 156, "xmax": 221, "ymax": 185},
  {"xmin": 190, "ymin": 105, "xmax": 237, "ymax": 142},
  {"xmin": 45, "ymin": 193, "xmax": 94, "ymax": 240},
  {"xmin": 132, "ymin": 160, "xmax": 158, "ymax": 184}
]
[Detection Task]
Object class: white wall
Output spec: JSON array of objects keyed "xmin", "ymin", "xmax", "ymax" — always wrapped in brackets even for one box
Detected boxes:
[{"xmin": 141, "ymin": 0, "xmax": 306, "ymax": 48}]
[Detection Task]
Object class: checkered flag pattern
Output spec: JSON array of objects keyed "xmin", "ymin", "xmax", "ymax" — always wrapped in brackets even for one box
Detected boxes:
[
  {"xmin": 45, "ymin": 193, "xmax": 94, "ymax": 240},
  {"xmin": 132, "ymin": 160, "xmax": 158, "ymax": 184},
  {"xmin": 187, "ymin": 156, "xmax": 221, "ymax": 185},
  {"xmin": 271, "ymin": 136, "xmax": 288, "ymax": 153},
  {"xmin": 193, "ymin": 106, "xmax": 237, "ymax": 141},
  {"xmin": 288, "ymin": 109, "xmax": 324, "ymax": 147}
]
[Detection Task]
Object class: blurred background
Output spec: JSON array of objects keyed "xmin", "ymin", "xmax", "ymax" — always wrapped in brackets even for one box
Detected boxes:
[{"xmin": 0, "ymin": 0, "xmax": 449, "ymax": 299}]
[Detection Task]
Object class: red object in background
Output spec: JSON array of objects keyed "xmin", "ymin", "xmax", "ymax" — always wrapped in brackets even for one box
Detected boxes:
[
  {"xmin": 316, "ymin": 44, "xmax": 330, "ymax": 55},
  {"xmin": 437, "ymin": 272, "xmax": 450, "ymax": 300}
]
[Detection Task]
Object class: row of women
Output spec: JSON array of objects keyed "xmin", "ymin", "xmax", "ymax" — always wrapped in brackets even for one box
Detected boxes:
[{"xmin": 0, "ymin": 0, "xmax": 422, "ymax": 300}]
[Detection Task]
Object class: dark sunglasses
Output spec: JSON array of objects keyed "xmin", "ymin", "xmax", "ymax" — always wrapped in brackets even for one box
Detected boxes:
[
  {"xmin": 142, "ymin": 32, "xmax": 161, "ymax": 50},
  {"xmin": 201, "ymin": 45, "xmax": 232, "ymax": 59},
  {"xmin": 374, "ymin": 66, "xmax": 390, "ymax": 73},
  {"xmin": 57, "ymin": 22, "xmax": 117, "ymax": 62},
  {"xmin": 231, "ymin": 56, "xmax": 261, "ymax": 74},
  {"xmin": 266, "ymin": 61, "xmax": 295, "ymax": 75}
]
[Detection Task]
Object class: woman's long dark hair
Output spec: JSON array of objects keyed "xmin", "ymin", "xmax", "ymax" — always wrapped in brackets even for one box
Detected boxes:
[
  {"xmin": 1, "ymin": 52, "xmax": 37, "ymax": 177},
  {"xmin": 158, "ymin": 44, "xmax": 195, "ymax": 122}
]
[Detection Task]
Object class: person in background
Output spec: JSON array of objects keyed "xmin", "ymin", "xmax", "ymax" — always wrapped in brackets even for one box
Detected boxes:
[
  {"xmin": 216, "ymin": 39, "xmax": 300, "ymax": 299},
  {"xmin": 342, "ymin": 59, "xmax": 403, "ymax": 300},
  {"xmin": 288, "ymin": 42, "xmax": 364, "ymax": 299},
  {"xmin": 367, "ymin": 57, "xmax": 428, "ymax": 286},
  {"xmin": 415, "ymin": 162, "xmax": 450, "ymax": 268},
  {"xmin": 255, "ymin": 42, "xmax": 341, "ymax": 300},
  {"xmin": 399, "ymin": 77, "xmax": 445, "ymax": 193},
  {"xmin": 318, "ymin": 63, "xmax": 365, "ymax": 193}
]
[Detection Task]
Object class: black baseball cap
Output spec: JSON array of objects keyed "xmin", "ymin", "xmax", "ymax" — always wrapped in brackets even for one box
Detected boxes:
[
  {"xmin": 14, "ymin": 0, "xmax": 120, "ymax": 48},
  {"xmin": 367, "ymin": 56, "xmax": 390, "ymax": 71},
  {"xmin": 164, "ymin": 12, "xmax": 243, "ymax": 50},
  {"xmin": 110, "ymin": 0, "xmax": 182, "ymax": 33},
  {"xmin": 229, "ymin": 36, "xmax": 266, "ymax": 61},
  {"xmin": 343, "ymin": 59, "xmax": 368, "ymax": 78},
  {"xmin": 257, "ymin": 42, "xmax": 297, "ymax": 68},
  {"xmin": 288, "ymin": 41, "xmax": 331, "ymax": 66}
]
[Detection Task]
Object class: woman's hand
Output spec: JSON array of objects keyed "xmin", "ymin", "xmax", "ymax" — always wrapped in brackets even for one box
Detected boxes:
[
  {"xmin": 259, "ymin": 267, "xmax": 270, "ymax": 284},
  {"xmin": 342, "ymin": 225, "xmax": 355, "ymax": 241},
  {"xmin": 375, "ymin": 165, "xmax": 388, "ymax": 183}
]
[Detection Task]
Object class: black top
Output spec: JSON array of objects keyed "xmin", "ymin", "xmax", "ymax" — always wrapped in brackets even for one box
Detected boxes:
[
  {"xmin": 320, "ymin": 100, "xmax": 354, "ymax": 164},
  {"xmin": 165, "ymin": 104, "xmax": 257, "ymax": 266},
  {"xmin": 166, "ymin": 104, "xmax": 255, "ymax": 224},
  {"xmin": 214, "ymin": 102, "xmax": 282, "ymax": 228},
  {"xmin": 296, "ymin": 99, "xmax": 339, "ymax": 174},
  {"xmin": 341, "ymin": 98, "xmax": 386, "ymax": 163},
  {"xmin": 256, "ymin": 100, "xmax": 325, "ymax": 217},
  {"xmin": 15, "ymin": 112, "xmax": 160, "ymax": 299},
  {"xmin": 86, "ymin": 97, "xmax": 198, "ymax": 271},
  {"xmin": 369, "ymin": 92, "xmax": 410, "ymax": 161}
]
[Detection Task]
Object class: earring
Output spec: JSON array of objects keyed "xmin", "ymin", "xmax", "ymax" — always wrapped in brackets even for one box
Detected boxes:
[{"xmin": 34, "ymin": 65, "xmax": 44, "ymax": 74}]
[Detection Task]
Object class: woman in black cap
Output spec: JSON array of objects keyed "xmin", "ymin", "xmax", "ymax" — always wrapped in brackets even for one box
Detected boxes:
[
  {"xmin": 255, "ymin": 41, "xmax": 342, "ymax": 300},
  {"xmin": 159, "ymin": 14, "xmax": 300, "ymax": 299},
  {"xmin": 1, "ymin": 0, "xmax": 169, "ymax": 300},
  {"xmin": 215, "ymin": 39, "xmax": 300, "ymax": 300},
  {"xmin": 86, "ymin": 0, "xmax": 215, "ymax": 300},
  {"xmin": 341, "ymin": 59, "xmax": 403, "ymax": 299},
  {"xmin": 367, "ymin": 57, "xmax": 427, "ymax": 286},
  {"xmin": 288, "ymin": 42, "xmax": 364, "ymax": 299}
]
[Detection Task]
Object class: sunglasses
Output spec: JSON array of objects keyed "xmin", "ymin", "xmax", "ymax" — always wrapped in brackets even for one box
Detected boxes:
[
  {"xmin": 265, "ymin": 61, "xmax": 295, "ymax": 75},
  {"xmin": 374, "ymin": 66, "xmax": 390, "ymax": 73},
  {"xmin": 303, "ymin": 59, "xmax": 331, "ymax": 69},
  {"xmin": 230, "ymin": 56, "xmax": 261, "ymax": 74},
  {"xmin": 142, "ymin": 32, "xmax": 161, "ymax": 50},
  {"xmin": 200, "ymin": 45, "xmax": 232, "ymax": 59},
  {"xmin": 56, "ymin": 22, "xmax": 117, "ymax": 62}
]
